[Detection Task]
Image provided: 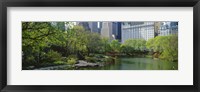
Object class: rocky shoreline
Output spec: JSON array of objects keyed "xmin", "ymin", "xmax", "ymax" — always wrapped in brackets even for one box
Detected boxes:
[
  {"xmin": 74, "ymin": 60, "xmax": 103, "ymax": 68},
  {"xmin": 33, "ymin": 60, "xmax": 104, "ymax": 70}
]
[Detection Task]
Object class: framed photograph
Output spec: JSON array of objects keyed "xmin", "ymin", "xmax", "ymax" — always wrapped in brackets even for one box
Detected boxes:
[{"xmin": 0, "ymin": 0, "xmax": 199, "ymax": 92}]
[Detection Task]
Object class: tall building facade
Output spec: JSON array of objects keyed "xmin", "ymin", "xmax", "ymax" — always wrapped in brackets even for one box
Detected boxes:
[
  {"xmin": 77, "ymin": 22, "xmax": 100, "ymax": 33},
  {"xmin": 117, "ymin": 22, "xmax": 122, "ymax": 41},
  {"xmin": 158, "ymin": 22, "xmax": 178, "ymax": 36},
  {"xmin": 98, "ymin": 22, "xmax": 103, "ymax": 33},
  {"xmin": 121, "ymin": 22, "xmax": 155, "ymax": 43},
  {"xmin": 112, "ymin": 22, "xmax": 122, "ymax": 41},
  {"xmin": 89, "ymin": 22, "xmax": 99, "ymax": 33},
  {"xmin": 121, "ymin": 22, "xmax": 178, "ymax": 43},
  {"xmin": 100, "ymin": 22, "xmax": 113, "ymax": 40},
  {"xmin": 154, "ymin": 22, "xmax": 161, "ymax": 37}
]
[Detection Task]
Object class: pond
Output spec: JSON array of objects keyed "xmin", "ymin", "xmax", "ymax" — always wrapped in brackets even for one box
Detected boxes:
[
  {"xmin": 98, "ymin": 57, "xmax": 178, "ymax": 70},
  {"xmin": 34, "ymin": 57, "xmax": 178, "ymax": 70}
]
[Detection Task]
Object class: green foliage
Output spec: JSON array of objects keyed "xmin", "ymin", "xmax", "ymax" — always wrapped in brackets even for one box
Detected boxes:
[
  {"xmin": 52, "ymin": 22, "xmax": 66, "ymax": 31},
  {"xmin": 146, "ymin": 38, "xmax": 154, "ymax": 52},
  {"xmin": 94, "ymin": 54, "xmax": 105, "ymax": 58},
  {"xmin": 120, "ymin": 45, "xmax": 133, "ymax": 55},
  {"xmin": 64, "ymin": 26, "xmax": 103, "ymax": 56},
  {"xmin": 85, "ymin": 32, "xmax": 104, "ymax": 54},
  {"xmin": 85, "ymin": 54, "xmax": 114, "ymax": 63},
  {"xmin": 26, "ymin": 55, "xmax": 35, "ymax": 62},
  {"xmin": 54, "ymin": 61, "xmax": 66, "ymax": 65},
  {"xmin": 110, "ymin": 40, "xmax": 121, "ymax": 52},
  {"xmin": 121, "ymin": 39, "xmax": 146, "ymax": 55},
  {"xmin": 67, "ymin": 55, "xmax": 77, "ymax": 59},
  {"xmin": 159, "ymin": 35, "xmax": 178, "ymax": 61},
  {"xmin": 22, "ymin": 22, "xmax": 178, "ymax": 69},
  {"xmin": 85, "ymin": 54, "xmax": 107, "ymax": 63},
  {"xmin": 22, "ymin": 55, "xmax": 36, "ymax": 67},
  {"xmin": 123, "ymin": 39, "xmax": 146, "ymax": 51},
  {"xmin": 85, "ymin": 56, "xmax": 97, "ymax": 63},
  {"xmin": 22, "ymin": 22, "xmax": 69, "ymax": 67},
  {"xmin": 61, "ymin": 57, "xmax": 68, "ymax": 62},
  {"xmin": 67, "ymin": 59, "xmax": 77, "ymax": 65},
  {"xmin": 146, "ymin": 35, "xmax": 178, "ymax": 61},
  {"xmin": 45, "ymin": 50, "xmax": 62, "ymax": 63},
  {"xmin": 103, "ymin": 56, "xmax": 114, "ymax": 65},
  {"xmin": 101, "ymin": 38, "xmax": 112, "ymax": 53},
  {"xmin": 67, "ymin": 55, "xmax": 78, "ymax": 65}
]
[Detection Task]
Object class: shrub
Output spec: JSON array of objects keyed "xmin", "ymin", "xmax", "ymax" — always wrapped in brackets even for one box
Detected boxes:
[
  {"xmin": 54, "ymin": 61, "xmax": 66, "ymax": 65},
  {"xmin": 67, "ymin": 58, "xmax": 77, "ymax": 65},
  {"xmin": 26, "ymin": 55, "xmax": 35, "ymax": 62},
  {"xmin": 85, "ymin": 56, "xmax": 97, "ymax": 63},
  {"xmin": 88, "ymin": 54, "xmax": 95, "ymax": 57},
  {"xmin": 94, "ymin": 54, "xmax": 104, "ymax": 58},
  {"xmin": 22, "ymin": 55, "xmax": 36, "ymax": 67},
  {"xmin": 67, "ymin": 55, "xmax": 77, "ymax": 65},
  {"xmin": 67, "ymin": 55, "xmax": 77, "ymax": 59},
  {"xmin": 61, "ymin": 57, "xmax": 68, "ymax": 62},
  {"xmin": 45, "ymin": 50, "xmax": 62, "ymax": 63}
]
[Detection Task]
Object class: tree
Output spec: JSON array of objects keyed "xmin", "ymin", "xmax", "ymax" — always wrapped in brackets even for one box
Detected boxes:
[
  {"xmin": 159, "ymin": 35, "xmax": 178, "ymax": 61},
  {"xmin": 121, "ymin": 39, "xmax": 146, "ymax": 55},
  {"xmin": 110, "ymin": 40, "xmax": 121, "ymax": 52},
  {"xmin": 101, "ymin": 37, "xmax": 112, "ymax": 53},
  {"xmin": 146, "ymin": 35, "xmax": 178, "ymax": 61},
  {"xmin": 22, "ymin": 22, "xmax": 67, "ymax": 67}
]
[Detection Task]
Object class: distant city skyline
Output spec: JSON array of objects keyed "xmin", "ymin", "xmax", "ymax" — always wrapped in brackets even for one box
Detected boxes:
[{"xmin": 51, "ymin": 21, "xmax": 178, "ymax": 43}]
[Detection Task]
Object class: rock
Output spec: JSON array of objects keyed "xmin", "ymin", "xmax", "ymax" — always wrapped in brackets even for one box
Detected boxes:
[{"xmin": 75, "ymin": 60, "xmax": 100, "ymax": 68}]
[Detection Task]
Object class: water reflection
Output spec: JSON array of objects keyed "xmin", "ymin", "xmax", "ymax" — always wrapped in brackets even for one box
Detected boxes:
[
  {"xmin": 99, "ymin": 57, "xmax": 178, "ymax": 70},
  {"xmin": 35, "ymin": 57, "xmax": 178, "ymax": 70}
]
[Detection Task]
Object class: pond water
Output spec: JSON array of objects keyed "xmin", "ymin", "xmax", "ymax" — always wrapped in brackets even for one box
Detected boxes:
[
  {"xmin": 34, "ymin": 57, "xmax": 178, "ymax": 70},
  {"xmin": 98, "ymin": 57, "xmax": 178, "ymax": 70}
]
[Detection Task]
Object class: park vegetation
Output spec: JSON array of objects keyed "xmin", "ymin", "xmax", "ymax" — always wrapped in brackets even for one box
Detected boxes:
[{"xmin": 22, "ymin": 22, "xmax": 178, "ymax": 69}]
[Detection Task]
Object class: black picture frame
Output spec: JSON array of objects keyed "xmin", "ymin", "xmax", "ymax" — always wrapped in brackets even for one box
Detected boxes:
[{"xmin": 0, "ymin": 0, "xmax": 200, "ymax": 92}]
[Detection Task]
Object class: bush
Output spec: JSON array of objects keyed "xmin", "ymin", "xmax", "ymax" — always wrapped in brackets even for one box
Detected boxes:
[
  {"xmin": 88, "ymin": 54, "xmax": 95, "ymax": 57},
  {"xmin": 67, "ymin": 55, "xmax": 77, "ymax": 59},
  {"xmin": 67, "ymin": 55, "xmax": 77, "ymax": 65},
  {"xmin": 61, "ymin": 57, "xmax": 68, "ymax": 62},
  {"xmin": 85, "ymin": 56, "xmax": 97, "ymax": 63},
  {"xmin": 45, "ymin": 50, "xmax": 62, "ymax": 63},
  {"xmin": 22, "ymin": 55, "xmax": 36, "ymax": 67},
  {"xmin": 67, "ymin": 58, "xmax": 77, "ymax": 65},
  {"xmin": 94, "ymin": 54, "xmax": 104, "ymax": 58},
  {"xmin": 54, "ymin": 61, "xmax": 66, "ymax": 65},
  {"xmin": 26, "ymin": 55, "xmax": 35, "ymax": 63}
]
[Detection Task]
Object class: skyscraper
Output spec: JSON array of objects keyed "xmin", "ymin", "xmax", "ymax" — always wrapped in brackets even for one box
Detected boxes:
[
  {"xmin": 121, "ymin": 22, "xmax": 155, "ymax": 43},
  {"xmin": 89, "ymin": 22, "xmax": 99, "ymax": 33},
  {"xmin": 112, "ymin": 22, "xmax": 122, "ymax": 41},
  {"xmin": 77, "ymin": 22, "xmax": 100, "ymax": 33},
  {"xmin": 121, "ymin": 22, "xmax": 178, "ymax": 43},
  {"xmin": 100, "ymin": 22, "xmax": 113, "ymax": 40},
  {"xmin": 98, "ymin": 22, "xmax": 103, "ymax": 33},
  {"xmin": 158, "ymin": 22, "xmax": 178, "ymax": 36},
  {"xmin": 112, "ymin": 22, "xmax": 118, "ymax": 36},
  {"xmin": 154, "ymin": 22, "xmax": 161, "ymax": 37}
]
